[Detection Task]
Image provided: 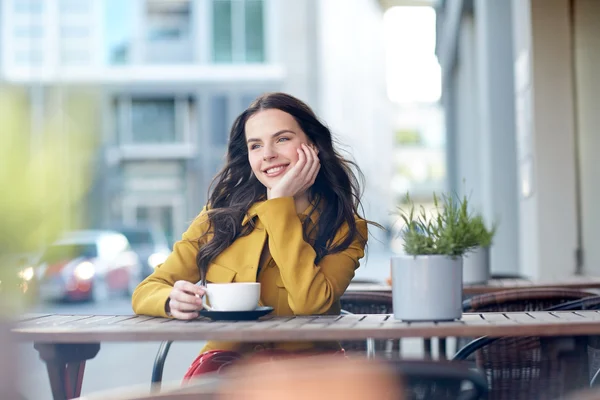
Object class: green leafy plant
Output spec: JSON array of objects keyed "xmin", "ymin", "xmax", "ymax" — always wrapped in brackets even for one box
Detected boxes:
[
  {"xmin": 467, "ymin": 214, "xmax": 497, "ymax": 248},
  {"xmin": 397, "ymin": 192, "xmax": 493, "ymax": 257}
]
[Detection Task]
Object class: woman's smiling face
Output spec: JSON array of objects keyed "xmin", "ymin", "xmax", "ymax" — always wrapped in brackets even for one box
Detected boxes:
[{"xmin": 245, "ymin": 109, "xmax": 311, "ymax": 190}]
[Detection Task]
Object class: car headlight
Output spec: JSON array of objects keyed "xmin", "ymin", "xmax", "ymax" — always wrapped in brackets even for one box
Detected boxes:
[
  {"xmin": 73, "ymin": 261, "xmax": 95, "ymax": 280},
  {"xmin": 18, "ymin": 267, "xmax": 34, "ymax": 281},
  {"xmin": 148, "ymin": 253, "xmax": 168, "ymax": 268}
]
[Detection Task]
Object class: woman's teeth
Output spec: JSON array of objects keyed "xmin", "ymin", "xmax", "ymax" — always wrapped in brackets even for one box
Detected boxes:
[{"xmin": 266, "ymin": 166, "xmax": 285, "ymax": 174}]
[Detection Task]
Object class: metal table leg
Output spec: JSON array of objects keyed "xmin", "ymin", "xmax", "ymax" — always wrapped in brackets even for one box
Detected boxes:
[{"xmin": 366, "ymin": 338, "xmax": 376, "ymax": 359}]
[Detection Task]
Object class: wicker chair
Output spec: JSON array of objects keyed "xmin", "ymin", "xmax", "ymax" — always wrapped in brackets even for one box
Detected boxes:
[
  {"xmin": 388, "ymin": 359, "xmax": 488, "ymax": 400},
  {"xmin": 592, "ymin": 368, "xmax": 600, "ymax": 388},
  {"xmin": 451, "ymin": 288, "xmax": 598, "ymax": 360},
  {"xmin": 454, "ymin": 294, "xmax": 600, "ymax": 400},
  {"xmin": 546, "ymin": 295, "xmax": 600, "ymax": 312},
  {"xmin": 339, "ymin": 291, "xmax": 398, "ymax": 355},
  {"xmin": 350, "ymin": 277, "xmax": 382, "ymax": 284},
  {"xmin": 462, "ymin": 288, "xmax": 598, "ymax": 313},
  {"xmin": 560, "ymin": 296, "xmax": 600, "ymax": 388},
  {"xmin": 489, "ymin": 273, "xmax": 530, "ymax": 280},
  {"xmin": 455, "ymin": 288, "xmax": 598, "ymax": 355}
]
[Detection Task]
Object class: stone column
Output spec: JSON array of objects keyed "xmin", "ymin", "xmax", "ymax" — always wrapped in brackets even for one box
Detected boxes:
[
  {"xmin": 473, "ymin": 0, "xmax": 520, "ymax": 275},
  {"xmin": 511, "ymin": 0, "xmax": 578, "ymax": 279}
]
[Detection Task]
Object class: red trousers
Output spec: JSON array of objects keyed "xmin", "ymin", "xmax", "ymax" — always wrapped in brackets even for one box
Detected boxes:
[{"xmin": 182, "ymin": 349, "xmax": 345, "ymax": 381}]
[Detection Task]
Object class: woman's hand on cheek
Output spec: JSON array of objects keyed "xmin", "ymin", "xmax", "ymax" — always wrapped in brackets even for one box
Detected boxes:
[
  {"xmin": 268, "ymin": 144, "xmax": 320, "ymax": 200},
  {"xmin": 297, "ymin": 144, "xmax": 320, "ymax": 194}
]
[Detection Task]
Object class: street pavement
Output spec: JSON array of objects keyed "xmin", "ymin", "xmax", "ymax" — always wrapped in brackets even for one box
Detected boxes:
[{"xmin": 17, "ymin": 249, "xmax": 430, "ymax": 399}]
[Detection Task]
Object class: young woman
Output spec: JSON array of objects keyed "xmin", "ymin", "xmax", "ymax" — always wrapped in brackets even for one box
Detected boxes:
[{"xmin": 132, "ymin": 92, "xmax": 372, "ymax": 379}]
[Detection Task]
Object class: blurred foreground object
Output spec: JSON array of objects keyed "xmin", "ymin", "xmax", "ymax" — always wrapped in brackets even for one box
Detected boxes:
[
  {"xmin": 217, "ymin": 355, "xmax": 402, "ymax": 400},
  {"xmin": 0, "ymin": 87, "xmax": 96, "ymax": 314},
  {"xmin": 70, "ymin": 357, "xmax": 400, "ymax": 400},
  {"xmin": 0, "ymin": 319, "xmax": 18, "ymax": 400}
]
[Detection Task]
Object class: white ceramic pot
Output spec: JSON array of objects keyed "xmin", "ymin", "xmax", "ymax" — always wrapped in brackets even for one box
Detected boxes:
[
  {"xmin": 391, "ymin": 255, "xmax": 463, "ymax": 321},
  {"xmin": 462, "ymin": 246, "xmax": 490, "ymax": 285}
]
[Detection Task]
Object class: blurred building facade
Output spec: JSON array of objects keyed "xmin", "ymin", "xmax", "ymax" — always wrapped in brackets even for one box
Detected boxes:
[
  {"xmin": 391, "ymin": 103, "xmax": 445, "ymax": 203},
  {"xmin": 1, "ymin": 0, "xmax": 392, "ymax": 249},
  {"xmin": 436, "ymin": 0, "xmax": 600, "ymax": 280}
]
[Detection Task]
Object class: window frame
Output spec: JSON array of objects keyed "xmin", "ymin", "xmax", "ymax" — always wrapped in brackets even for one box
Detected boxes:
[
  {"xmin": 116, "ymin": 96, "xmax": 194, "ymax": 146},
  {"xmin": 211, "ymin": 0, "xmax": 265, "ymax": 63}
]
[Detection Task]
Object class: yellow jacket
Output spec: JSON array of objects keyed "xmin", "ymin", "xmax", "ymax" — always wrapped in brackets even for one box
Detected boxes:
[{"xmin": 132, "ymin": 197, "xmax": 368, "ymax": 354}]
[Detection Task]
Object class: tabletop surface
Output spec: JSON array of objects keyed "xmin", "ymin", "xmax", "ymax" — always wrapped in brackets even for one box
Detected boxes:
[{"xmin": 12, "ymin": 310, "xmax": 600, "ymax": 343}]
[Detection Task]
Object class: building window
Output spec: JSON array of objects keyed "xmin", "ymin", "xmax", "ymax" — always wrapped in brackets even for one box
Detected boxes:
[
  {"xmin": 14, "ymin": 50, "xmax": 43, "ymax": 65},
  {"xmin": 13, "ymin": 25, "xmax": 44, "ymax": 39},
  {"xmin": 212, "ymin": 0, "xmax": 265, "ymax": 63},
  {"xmin": 61, "ymin": 50, "xmax": 89, "ymax": 65},
  {"xmin": 60, "ymin": 25, "xmax": 90, "ymax": 39},
  {"xmin": 208, "ymin": 93, "xmax": 262, "ymax": 146},
  {"xmin": 136, "ymin": 205, "xmax": 175, "ymax": 246},
  {"xmin": 59, "ymin": 0, "xmax": 90, "ymax": 13},
  {"xmin": 131, "ymin": 99, "xmax": 177, "ymax": 144},
  {"xmin": 145, "ymin": 0, "xmax": 193, "ymax": 63},
  {"xmin": 14, "ymin": 0, "xmax": 43, "ymax": 13},
  {"xmin": 244, "ymin": 0, "xmax": 264, "ymax": 62},
  {"xmin": 146, "ymin": 1, "xmax": 191, "ymax": 41},
  {"xmin": 104, "ymin": 0, "xmax": 134, "ymax": 65},
  {"xmin": 241, "ymin": 93, "xmax": 260, "ymax": 109},
  {"xmin": 210, "ymin": 95, "xmax": 229, "ymax": 146},
  {"xmin": 117, "ymin": 97, "xmax": 194, "ymax": 145}
]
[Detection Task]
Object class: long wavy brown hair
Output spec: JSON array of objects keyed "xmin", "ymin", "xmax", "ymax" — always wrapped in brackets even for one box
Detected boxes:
[{"xmin": 196, "ymin": 92, "xmax": 374, "ymax": 282}]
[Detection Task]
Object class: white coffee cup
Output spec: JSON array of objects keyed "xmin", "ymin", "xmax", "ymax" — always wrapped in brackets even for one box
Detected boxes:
[{"xmin": 205, "ymin": 282, "xmax": 260, "ymax": 311}]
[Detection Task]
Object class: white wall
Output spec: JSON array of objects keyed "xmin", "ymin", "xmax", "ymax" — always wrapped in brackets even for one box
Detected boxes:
[
  {"xmin": 574, "ymin": 0, "xmax": 600, "ymax": 275},
  {"xmin": 452, "ymin": 15, "xmax": 482, "ymax": 208},
  {"xmin": 512, "ymin": 0, "xmax": 578, "ymax": 279}
]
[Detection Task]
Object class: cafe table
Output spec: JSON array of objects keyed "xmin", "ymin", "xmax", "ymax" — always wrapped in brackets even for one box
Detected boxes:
[
  {"xmin": 348, "ymin": 275, "xmax": 600, "ymax": 296},
  {"xmin": 12, "ymin": 310, "xmax": 600, "ymax": 400}
]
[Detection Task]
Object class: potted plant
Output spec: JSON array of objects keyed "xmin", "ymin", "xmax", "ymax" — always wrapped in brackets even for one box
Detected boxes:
[
  {"xmin": 391, "ymin": 193, "xmax": 479, "ymax": 321},
  {"xmin": 462, "ymin": 215, "xmax": 497, "ymax": 285}
]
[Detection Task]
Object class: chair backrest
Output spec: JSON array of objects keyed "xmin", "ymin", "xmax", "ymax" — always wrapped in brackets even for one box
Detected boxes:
[
  {"xmin": 547, "ymin": 295, "xmax": 600, "ymax": 311},
  {"xmin": 350, "ymin": 278, "xmax": 382, "ymax": 284},
  {"xmin": 553, "ymin": 296, "xmax": 600, "ymax": 386},
  {"xmin": 489, "ymin": 273, "xmax": 531, "ymax": 280},
  {"xmin": 340, "ymin": 291, "xmax": 393, "ymax": 314},
  {"xmin": 463, "ymin": 288, "xmax": 597, "ymax": 312},
  {"xmin": 339, "ymin": 291, "xmax": 394, "ymax": 352},
  {"xmin": 388, "ymin": 359, "xmax": 488, "ymax": 400}
]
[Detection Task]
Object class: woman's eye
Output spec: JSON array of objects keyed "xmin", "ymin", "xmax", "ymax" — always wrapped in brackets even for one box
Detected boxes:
[
  {"xmin": 277, "ymin": 137, "xmax": 289, "ymax": 143},
  {"xmin": 250, "ymin": 144, "xmax": 261, "ymax": 150}
]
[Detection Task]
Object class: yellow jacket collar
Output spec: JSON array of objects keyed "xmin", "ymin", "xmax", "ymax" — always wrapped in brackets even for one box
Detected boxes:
[{"xmin": 242, "ymin": 198, "xmax": 322, "ymax": 226}]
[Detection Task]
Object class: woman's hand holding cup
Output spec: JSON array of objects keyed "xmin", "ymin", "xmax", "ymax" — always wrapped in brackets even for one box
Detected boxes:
[{"xmin": 168, "ymin": 280, "xmax": 206, "ymax": 320}]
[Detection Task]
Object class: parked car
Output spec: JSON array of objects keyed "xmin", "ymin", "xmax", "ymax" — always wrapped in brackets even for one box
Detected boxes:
[
  {"xmin": 35, "ymin": 230, "xmax": 141, "ymax": 302},
  {"xmin": 112, "ymin": 225, "xmax": 171, "ymax": 278}
]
